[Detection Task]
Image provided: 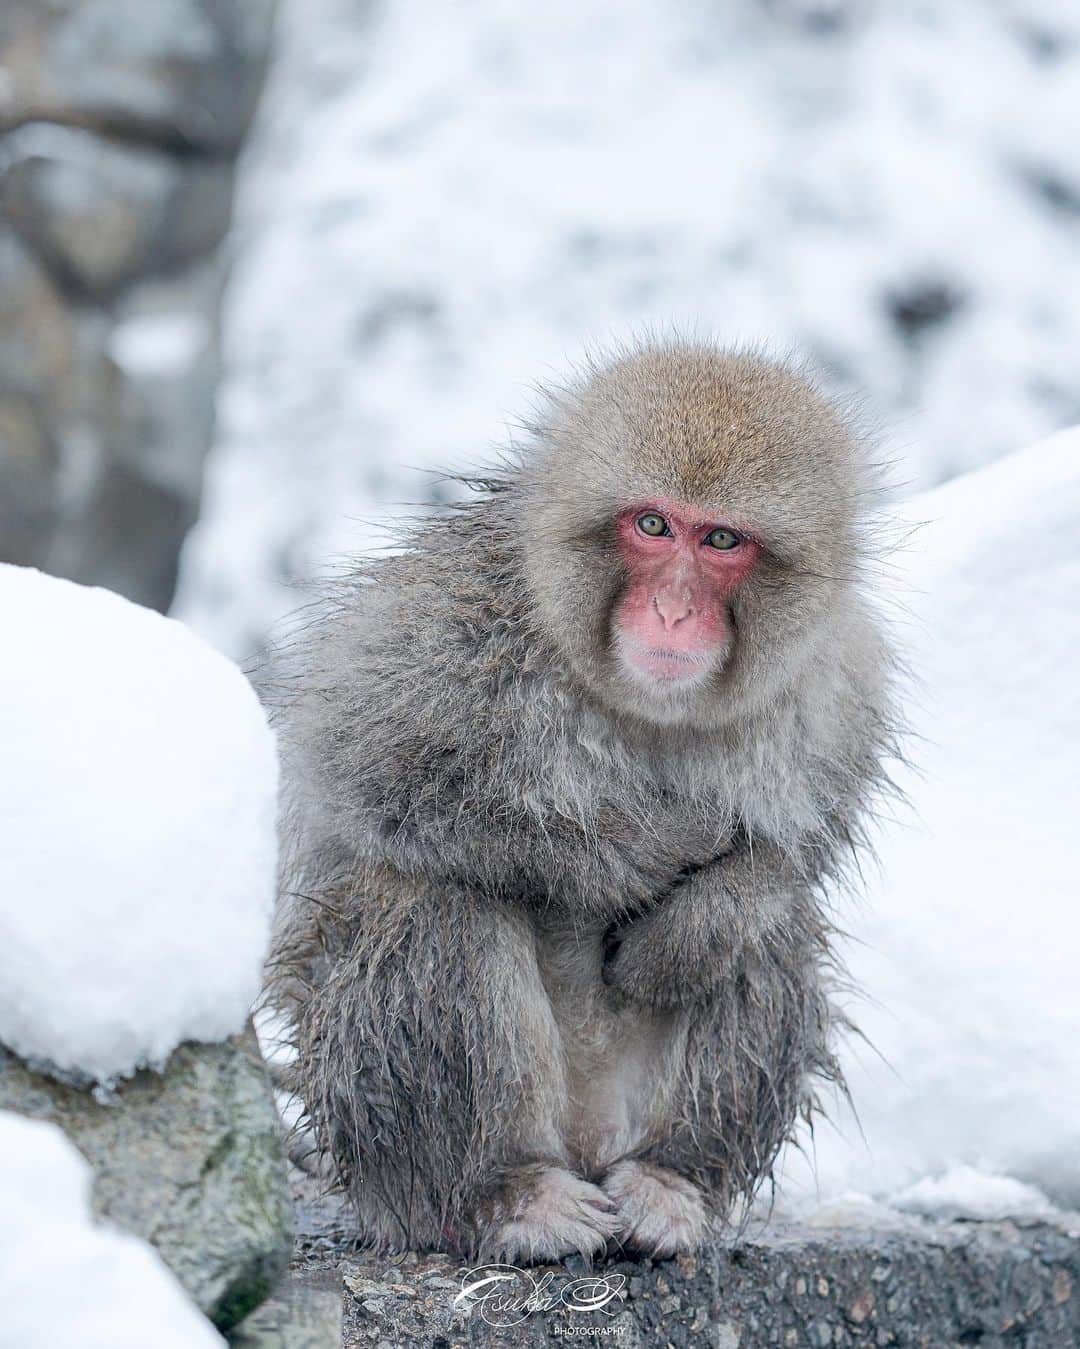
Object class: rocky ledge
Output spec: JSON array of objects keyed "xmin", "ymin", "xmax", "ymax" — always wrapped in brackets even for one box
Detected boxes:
[
  {"xmin": 288, "ymin": 1173, "xmax": 1080, "ymax": 1348},
  {"xmin": 0, "ymin": 1028, "xmax": 294, "ymax": 1331}
]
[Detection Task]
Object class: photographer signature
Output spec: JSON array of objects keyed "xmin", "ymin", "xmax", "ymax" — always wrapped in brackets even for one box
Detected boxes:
[{"xmin": 453, "ymin": 1263, "xmax": 627, "ymax": 1328}]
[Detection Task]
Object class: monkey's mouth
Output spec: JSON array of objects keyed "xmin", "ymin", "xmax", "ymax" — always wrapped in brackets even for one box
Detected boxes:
[{"xmin": 617, "ymin": 638, "xmax": 714, "ymax": 684}]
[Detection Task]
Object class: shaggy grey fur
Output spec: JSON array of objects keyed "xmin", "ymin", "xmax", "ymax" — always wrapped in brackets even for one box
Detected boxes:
[{"xmin": 265, "ymin": 340, "xmax": 899, "ymax": 1262}]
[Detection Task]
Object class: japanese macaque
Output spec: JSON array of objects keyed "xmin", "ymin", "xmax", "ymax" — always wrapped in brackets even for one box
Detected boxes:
[{"xmin": 266, "ymin": 341, "xmax": 897, "ymax": 1262}]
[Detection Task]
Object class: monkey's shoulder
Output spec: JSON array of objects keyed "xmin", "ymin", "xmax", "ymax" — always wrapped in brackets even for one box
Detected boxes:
[
  {"xmin": 283, "ymin": 532, "xmax": 561, "ymax": 779},
  {"xmin": 284, "ymin": 523, "xmax": 891, "ymax": 887}
]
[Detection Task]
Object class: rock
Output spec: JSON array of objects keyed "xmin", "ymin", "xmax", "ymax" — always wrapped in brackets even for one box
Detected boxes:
[
  {"xmin": 45, "ymin": 460, "xmax": 198, "ymax": 613},
  {"xmin": 0, "ymin": 194, "xmax": 224, "ymax": 610},
  {"xmin": 0, "ymin": 227, "xmax": 196, "ymax": 608},
  {"xmin": 0, "ymin": 229, "xmax": 78, "ymax": 395},
  {"xmin": 0, "ymin": 0, "xmax": 277, "ymax": 154},
  {"xmin": 229, "ymin": 1275, "xmax": 343, "ymax": 1349},
  {"xmin": 288, "ymin": 1176, "xmax": 1080, "ymax": 1347},
  {"xmin": 0, "ymin": 390, "xmax": 58, "ymax": 568},
  {"xmin": 0, "ymin": 0, "xmax": 275, "ymax": 611},
  {"xmin": 0, "ymin": 231, "xmax": 134, "ymax": 573},
  {"xmin": 0, "ymin": 1027, "xmax": 294, "ymax": 1331},
  {"xmin": 27, "ymin": 254, "xmax": 228, "ymax": 611},
  {"xmin": 106, "ymin": 256, "xmax": 225, "ymax": 501},
  {"xmin": 1, "ymin": 125, "xmax": 234, "ymax": 300}
]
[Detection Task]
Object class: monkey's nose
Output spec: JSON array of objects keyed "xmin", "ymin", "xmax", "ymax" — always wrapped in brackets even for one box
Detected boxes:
[{"xmin": 653, "ymin": 593, "xmax": 694, "ymax": 630}]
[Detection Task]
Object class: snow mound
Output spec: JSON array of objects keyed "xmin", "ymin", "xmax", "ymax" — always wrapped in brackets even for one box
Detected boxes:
[
  {"xmin": 0, "ymin": 1111, "xmax": 222, "ymax": 1348},
  {"xmin": 779, "ymin": 426, "xmax": 1080, "ymax": 1210},
  {"xmin": 0, "ymin": 567, "xmax": 278, "ymax": 1082}
]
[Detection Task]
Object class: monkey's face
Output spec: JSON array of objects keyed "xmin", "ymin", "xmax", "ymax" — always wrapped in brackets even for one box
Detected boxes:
[
  {"xmin": 610, "ymin": 500, "xmax": 762, "ymax": 692},
  {"xmin": 517, "ymin": 345, "xmax": 873, "ymax": 730}
]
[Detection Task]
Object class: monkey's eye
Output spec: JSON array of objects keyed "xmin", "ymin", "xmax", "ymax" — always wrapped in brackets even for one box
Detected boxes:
[
  {"xmin": 704, "ymin": 527, "xmax": 741, "ymax": 551},
  {"xmin": 636, "ymin": 513, "xmax": 671, "ymax": 537}
]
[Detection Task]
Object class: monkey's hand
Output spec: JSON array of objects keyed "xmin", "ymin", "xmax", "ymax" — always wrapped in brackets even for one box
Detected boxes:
[{"xmin": 601, "ymin": 838, "xmax": 800, "ymax": 1007}]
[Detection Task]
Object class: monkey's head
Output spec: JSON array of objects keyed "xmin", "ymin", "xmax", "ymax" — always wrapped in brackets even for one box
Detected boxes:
[{"xmin": 516, "ymin": 343, "xmax": 878, "ymax": 728}]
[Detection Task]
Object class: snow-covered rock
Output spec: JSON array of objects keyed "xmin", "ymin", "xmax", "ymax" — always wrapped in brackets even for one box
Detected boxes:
[
  {"xmin": 778, "ymin": 426, "xmax": 1080, "ymax": 1212},
  {"xmin": 0, "ymin": 1110, "xmax": 222, "ymax": 1349},
  {"xmin": 0, "ymin": 566, "xmax": 278, "ymax": 1082},
  {"xmin": 0, "ymin": 1031, "xmax": 294, "ymax": 1330}
]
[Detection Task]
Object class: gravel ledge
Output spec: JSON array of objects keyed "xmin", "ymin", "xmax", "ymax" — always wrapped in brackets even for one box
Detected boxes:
[{"xmin": 289, "ymin": 1175, "xmax": 1080, "ymax": 1348}]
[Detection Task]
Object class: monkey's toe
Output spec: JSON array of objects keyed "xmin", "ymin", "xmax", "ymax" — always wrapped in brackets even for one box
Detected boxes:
[
  {"xmin": 479, "ymin": 1166, "xmax": 620, "ymax": 1264},
  {"xmin": 602, "ymin": 1159, "xmax": 709, "ymax": 1257}
]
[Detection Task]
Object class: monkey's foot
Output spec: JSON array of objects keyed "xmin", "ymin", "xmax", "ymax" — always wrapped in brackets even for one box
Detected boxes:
[
  {"xmin": 478, "ymin": 1165, "xmax": 620, "ymax": 1264},
  {"xmin": 602, "ymin": 1159, "xmax": 709, "ymax": 1257}
]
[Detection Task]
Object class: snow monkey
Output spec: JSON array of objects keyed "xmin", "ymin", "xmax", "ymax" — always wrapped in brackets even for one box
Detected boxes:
[{"xmin": 267, "ymin": 340, "xmax": 896, "ymax": 1262}]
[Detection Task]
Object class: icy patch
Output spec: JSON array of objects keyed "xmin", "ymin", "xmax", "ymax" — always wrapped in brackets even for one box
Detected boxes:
[
  {"xmin": 0, "ymin": 1111, "xmax": 222, "ymax": 1348},
  {"xmin": 0, "ymin": 566, "xmax": 278, "ymax": 1082}
]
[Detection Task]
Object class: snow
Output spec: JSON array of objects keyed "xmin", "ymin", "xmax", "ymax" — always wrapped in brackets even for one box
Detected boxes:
[
  {"xmin": 893, "ymin": 1168, "xmax": 1059, "ymax": 1223},
  {"xmin": 173, "ymin": 0, "xmax": 1080, "ymax": 658},
  {"xmin": 0, "ymin": 1111, "xmax": 222, "ymax": 1349},
  {"xmin": 108, "ymin": 313, "xmax": 211, "ymax": 378},
  {"xmin": 777, "ymin": 426, "xmax": 1080, "ymax": 1213},
  {"xmin": 0, "ymin": 566, "xmax": 278, "ymax": 1083}
]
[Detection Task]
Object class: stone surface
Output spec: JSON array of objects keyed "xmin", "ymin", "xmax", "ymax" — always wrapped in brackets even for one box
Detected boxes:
[
  {"xmin": 106, "ymin": 257, "xmax": 225, "ymax": 500},
  {"xmin": 288, "ymin": 1175, "xmax": 1080, "ymax": 1347},
  {"xmin": 1, "ymin": 126, "xmax": 234, "ymax": 299},
  {"xmin": 0, "ymin": 0, "xmax": 275, "ymax": 611},
  {"xmin": 0, "ymin": 230, "xmax": 198, "ymax": 610},
  {"xmin": 0, "ymin": 0, "xmax": 277, "ymax": 154},
  {"xmin": 44, "ymin": 459, "xmax": 198, "ymax": 612},
  {"xmin": 0, "ymin": 228, "xmax": 78, "ymax": 393},
  {"xmin": 0, "ymin": 1027, "xmax": 294, "ymax": 1331},
  {"xmin": 229, "ymin": 1275, "xmax": 342, "ymax": 1349},
  {"xmin": 0, "ymin": 390, "xmax": 58, "ymax": 565}
]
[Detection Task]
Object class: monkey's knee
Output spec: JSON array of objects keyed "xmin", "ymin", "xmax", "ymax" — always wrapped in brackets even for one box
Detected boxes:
[
  {"xmin": 473, "ymin": 1164, "xmax": 620, "ymax": 1264},
  {"xmin": 601, "ymin": 1159, "xmax": 710, "ymax": 1257}
]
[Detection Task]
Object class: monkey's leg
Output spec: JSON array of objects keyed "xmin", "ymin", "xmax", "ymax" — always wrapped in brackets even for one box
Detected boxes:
[
  {"xmin": 287, "ymin": 870, "xmax": 617, "ymax": 1260},
  {"xmin": 618, "ymin": 920, "xmax": 838, "ymax": 1251},
  {"xmin": 594, "ymin": 866, "xmax": 839, "ymax": 1255},
  {"xmin": 523, "ymin": 920, "xmax": 711, "ymax": 1258}
]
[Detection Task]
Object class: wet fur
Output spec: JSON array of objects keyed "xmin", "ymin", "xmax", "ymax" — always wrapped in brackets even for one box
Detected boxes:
[{"xmin": 264, "ymin": 340, "xmax": 900, "ymax": 1258}]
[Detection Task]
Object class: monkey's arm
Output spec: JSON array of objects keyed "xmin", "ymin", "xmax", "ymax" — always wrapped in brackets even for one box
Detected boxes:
[{"xmin": 602, "ymin": 834, "xmax": 816, "ymax": 1008}]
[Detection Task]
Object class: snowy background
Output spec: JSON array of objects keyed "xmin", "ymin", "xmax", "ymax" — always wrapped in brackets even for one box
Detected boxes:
[
  {"xmin": 776, "ymin": 427, "xmax": 1080, "ymax": 1218},
  {"xmin": 173, "ymin": 0, "xmax": 1080, "ymax": 657}
]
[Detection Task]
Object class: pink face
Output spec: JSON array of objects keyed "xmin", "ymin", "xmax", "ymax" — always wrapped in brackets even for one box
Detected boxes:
[{"xmin": 612, "ymin": 499, "xmax": 761, "ymax": 686}]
